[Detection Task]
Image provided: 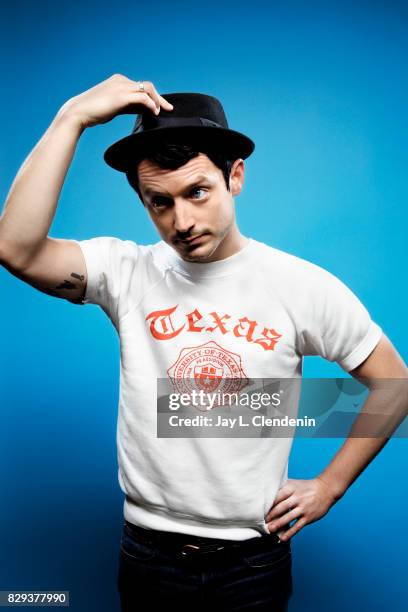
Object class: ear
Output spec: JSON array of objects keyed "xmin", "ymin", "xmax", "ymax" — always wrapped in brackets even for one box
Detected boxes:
[{"xmin": 229, "ymin": 159, "xmax": 244, "ymax": 196}]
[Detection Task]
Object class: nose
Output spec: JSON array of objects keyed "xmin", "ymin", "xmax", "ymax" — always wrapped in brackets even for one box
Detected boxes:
[{"xmin": 173, "ymin": 200, "xmax": 195, "ymax": 235}]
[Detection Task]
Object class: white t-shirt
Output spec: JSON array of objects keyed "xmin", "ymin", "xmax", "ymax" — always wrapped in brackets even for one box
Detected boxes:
[{"xmin": 71, "ymin": 236, "xmax": 382, "ymax": 540}]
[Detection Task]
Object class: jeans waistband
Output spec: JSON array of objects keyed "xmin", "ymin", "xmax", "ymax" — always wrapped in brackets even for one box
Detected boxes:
[{"xmin": 123, "ymin": 520, "xmax": 286, "ymax": 557}]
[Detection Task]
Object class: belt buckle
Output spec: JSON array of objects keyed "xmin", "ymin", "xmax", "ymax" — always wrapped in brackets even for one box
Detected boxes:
[
  {"xmin": 180, "ymin": 544, "xmax": 201, "ymax": 557},
  {"xmin": 180, "ymin": 542, "xmax": 227, "ymax": 557}
]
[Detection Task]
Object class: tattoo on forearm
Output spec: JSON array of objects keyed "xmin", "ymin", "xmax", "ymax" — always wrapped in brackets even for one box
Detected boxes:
[
  {"xmin": 43, "ymin": 288, "xmax": 59, "ymax": 297},
  {"xmin": 55, "ymin": 272, "xmax": 85, "ymax": 290},
  {"xmin": 43, "ymin": 271, "xmax": 85, "ymax": 303},
  {"xmin": 71, "ymin": 272, "xmax": 85, "ymax": 281}
]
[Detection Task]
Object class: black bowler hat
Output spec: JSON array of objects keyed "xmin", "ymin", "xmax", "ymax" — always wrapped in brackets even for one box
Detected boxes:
[{"xmin": 103, "ymin": 92, "xmax": 255, "ymax": 172}]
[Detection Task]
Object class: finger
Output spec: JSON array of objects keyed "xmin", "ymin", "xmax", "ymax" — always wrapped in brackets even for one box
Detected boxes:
[
  {"xmin": 132, "ymin": 81, "xmax": 174, "ymax": 112},
  {"xmin": 131, "ymin": 82, "xmax": 162, "ymax": 112},
  {"xmin": 126, "ymin": 91, "xmax": 159, "ymax": 115},
  {"xmin": 158, "ymin": 94, "xmax": 174, "ymax": 110},
  {"xmin": 278, "ymin": 516, "xmax": 307, "ymax": 542},
  {"xmin": 142, "ymin": 82, "xmax": 164, "ymax": 111},
  {"xmin": 146, "ymin": 82, "xmax": 174, "ymax": 110},
  {"xmin": 267, "ymin": 507, "xmax": 301, "ymax": 532},
  {"xmin": 265, "ymin": 498, "xmax": 296, "ymax": 522},
  {"xmin": 267, "ymin": 486, "xmax": 294, "ymax": 512}
]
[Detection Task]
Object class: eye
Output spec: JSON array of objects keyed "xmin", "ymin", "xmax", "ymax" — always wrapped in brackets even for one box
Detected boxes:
[
  {"xmin": 150, "ymin": 196, "xmax": 169, "ymax": 210},
  {"xmin": 190, "ymin": 187, "xmax": 207, "ymax": 199}
]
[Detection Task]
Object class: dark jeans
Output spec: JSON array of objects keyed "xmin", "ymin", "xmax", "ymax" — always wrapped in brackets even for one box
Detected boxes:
[{"xmin": 117, "ymin": 520, "xmax": 293, "ymax": 611}]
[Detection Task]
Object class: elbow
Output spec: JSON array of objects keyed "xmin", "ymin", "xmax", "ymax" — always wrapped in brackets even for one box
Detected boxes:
[
  {"xmin": 0, "ymin": 239, "xmax": 30, "ymax": 272},
  {"xmin": 0, "ymin": 239, "xmax": 8, "ymax": 267}
]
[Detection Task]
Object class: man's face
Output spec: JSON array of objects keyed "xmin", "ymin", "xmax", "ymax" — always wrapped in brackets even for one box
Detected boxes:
[{"xmin": 137, "ymin": 153, "xmax": 244, "ymax": 262}]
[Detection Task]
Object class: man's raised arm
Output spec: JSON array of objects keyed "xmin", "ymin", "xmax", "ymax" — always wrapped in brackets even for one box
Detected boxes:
[{"xmin": 0, "ymin": 74, "xmax": 173, "ymax": 303}]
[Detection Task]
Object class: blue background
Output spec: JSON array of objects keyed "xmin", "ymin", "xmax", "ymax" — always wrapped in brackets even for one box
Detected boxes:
[{"xmin": 1, "ymin": 0, "xmax": 407, "ymax": 610}]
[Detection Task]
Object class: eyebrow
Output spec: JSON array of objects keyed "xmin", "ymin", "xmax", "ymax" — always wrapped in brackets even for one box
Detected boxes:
[{"xmin": 143, "ymin": 175, "xmax": 212, "ymax": 198}]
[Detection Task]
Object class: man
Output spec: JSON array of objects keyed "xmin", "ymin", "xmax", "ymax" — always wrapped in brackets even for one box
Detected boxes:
[{"xmin": 1, "ymin": 74, "xmax": 407, "ymax": 611}]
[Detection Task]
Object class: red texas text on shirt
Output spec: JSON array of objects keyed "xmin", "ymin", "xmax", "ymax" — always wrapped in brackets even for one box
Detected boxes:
[{"xmin": 145, "ymin": 304, "xmax": 282, "ymax": 351}]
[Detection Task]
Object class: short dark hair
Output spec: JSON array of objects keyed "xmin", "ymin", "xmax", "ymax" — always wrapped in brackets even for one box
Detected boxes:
[{"xmin": 125, "ymin": 142, "xmax": 235, "ymax": 204}]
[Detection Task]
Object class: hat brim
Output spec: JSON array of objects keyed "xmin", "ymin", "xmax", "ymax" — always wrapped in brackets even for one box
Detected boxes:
[{"xmin": 103, "ymin": 126, "xmax": 255, "ymax": 172}]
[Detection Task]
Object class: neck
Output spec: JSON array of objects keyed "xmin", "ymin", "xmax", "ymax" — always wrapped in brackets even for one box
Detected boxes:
[{"xmin": 213, "ymin": 228, "xmax": 248, "ymax": 261}]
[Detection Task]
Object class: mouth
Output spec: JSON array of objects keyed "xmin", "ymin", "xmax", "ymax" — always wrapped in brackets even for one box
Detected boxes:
[{"xmin": 180, "ymin": 233, "xmax": 207, "ymax": 246}]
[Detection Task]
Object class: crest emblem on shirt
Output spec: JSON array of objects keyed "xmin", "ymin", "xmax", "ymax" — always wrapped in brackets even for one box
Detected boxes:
[
  {"xmin": 167, "ymin": 340, "xmax": 249, "ymax": 409},
  {"xmin": 194, "ymin": 364, "xmax": 223, "ymax": 392}
]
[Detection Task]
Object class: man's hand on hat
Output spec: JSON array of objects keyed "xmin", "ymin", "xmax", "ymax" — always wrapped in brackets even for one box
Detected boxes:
[
  {"xmin": 264, "ymin": 476, "xmax": 343, "ymax": 541},
  {"xmin": 58, "ymin": 73, "xmax": 174, "ymax": 129}
]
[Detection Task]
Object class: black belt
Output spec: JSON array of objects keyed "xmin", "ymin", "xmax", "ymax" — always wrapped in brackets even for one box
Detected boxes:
[{"xmin": 123, "ymin": 520, "xmax": 287, "ymax": 558}]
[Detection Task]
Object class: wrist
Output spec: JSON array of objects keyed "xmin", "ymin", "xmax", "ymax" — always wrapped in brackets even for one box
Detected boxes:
[
  {"xmin": 316, "ymin": 474, "xmax": 347, "ymax": 502},
  {"xmin": 55, "ymin": 100, "xmax": 88, "ymax": 134}
]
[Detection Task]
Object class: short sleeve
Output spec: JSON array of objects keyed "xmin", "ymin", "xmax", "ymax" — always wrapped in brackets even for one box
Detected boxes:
[
  {"xmin": 71, "ymin": 236, "xmax": 144, "ymax": 328},
  {"xmin": 297, "ymin": 265, "xmax": 383, "ymax": 372}
]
